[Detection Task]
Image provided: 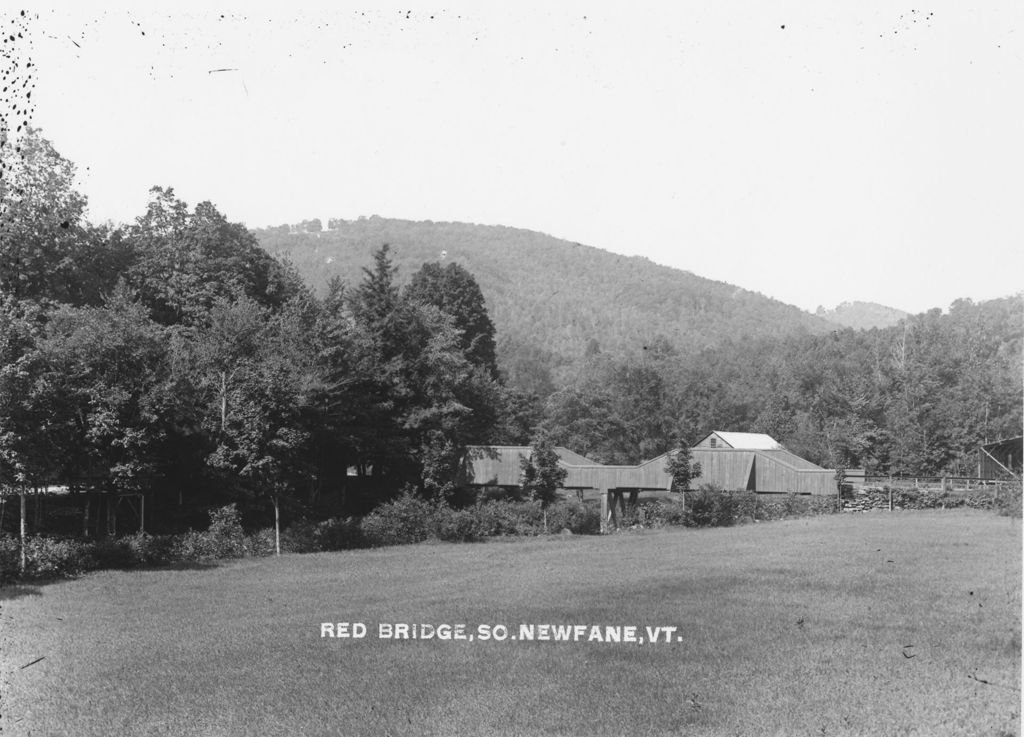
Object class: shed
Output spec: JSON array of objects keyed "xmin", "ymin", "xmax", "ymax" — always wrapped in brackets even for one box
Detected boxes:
[{"xmin": 977, "ymin": 436, "xmax": 1023, "ymax": 480}]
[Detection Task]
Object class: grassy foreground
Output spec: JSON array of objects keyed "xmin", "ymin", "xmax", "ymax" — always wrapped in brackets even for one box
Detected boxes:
[{"xmin": 1, "ymin": 511, "xmax": 1020, "ymax": 736}]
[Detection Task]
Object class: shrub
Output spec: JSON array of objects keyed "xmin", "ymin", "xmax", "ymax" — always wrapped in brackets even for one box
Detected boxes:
[
  {"xmin": 661, "ymin": 499, "xmax": 690, "ymax": 526},
  {"xmin": 469, "ymin": 499, "xmax": 546, "ymax": 537},
  {"xmin": 21, "ymin": 536, "xmax": 94, "ymax": 578},
  {"xmin": 730, "ymin": 492, "xmax": 759, "ymax": 522},
  {"xmin": 245, "ymin": 528, "xmax": 277, "ymax": 558},
  {"xmin": 618, "ymin": 500, "xmax": 672, "ymax": 529},
  {"xmin": 314, "ymin": 517, "xmax": 367, "ymax": 551},
  {"xmin": 123, "ymin": 531, "xmax": 175, "ymax": 566},
  {"xmin": 432, "ymin": 507, "xmax": 482, "ymax": 543},
  {"xmin": 805, "ymin": 496, "xmax": 839, "ymax": 515},
  {"xmin": 172, "ymin": 530, "xmax": 211, "ymax": 562},
  {"xmin": 171, "ymin": 505, "xmax": 248, "ymax": 562},
  {"xmin": 685, "ymin": 485, "xmax": 736, "ymax": 527},
  {"xmin": 282, "ymin": 519, "xmax": 320, "ymax": 553},
  {"xmin": 360, "ymin": 491, "xmax": 436, "ymax": 547},
  {"xmin": 779, "ymin": 493, "xmax": 801, "ymax": 517},
  {"xmin": 0, "ymin": 534, "xmax": 22, "ymax": 582},
  {"xmin": 546, "ymin": 501, "xmax": 600, "ymax": 535},
  {"xmin": 204, "ymin": 504, "xmax": 246, "ymax": 559},
  {"xmin": 90, "ymin": 538, "xmax": 135, "ymax": 569},
  {"xmin": 994, "ymin": 482, "xmax": 1022, "ymax": 518}
]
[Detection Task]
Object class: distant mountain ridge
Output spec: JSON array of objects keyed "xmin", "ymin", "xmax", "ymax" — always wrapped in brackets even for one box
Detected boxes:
[
  {"xmin": 253, "ymin": 217, "xmax": 836, "ymax": 359},
  {"xmin": 815, "ymin": 301, "xmax": 909, "ymax": 330}
]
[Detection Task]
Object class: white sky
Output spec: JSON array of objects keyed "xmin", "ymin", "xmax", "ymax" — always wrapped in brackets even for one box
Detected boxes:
[{"xmin": 12, "ymin": 2, "xmax": 1024, "ymax": 314}]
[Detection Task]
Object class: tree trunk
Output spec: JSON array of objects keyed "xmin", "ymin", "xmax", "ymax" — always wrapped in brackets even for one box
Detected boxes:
[
  {"xmin": 83, "ymin": 496, "xmax": 91, "ymax": 538},
  {"xmin": 20, "ymin": 491, "xmax": 27, "ymax": 574},
  {"xmin": 273, "ymin": 494, "xmax": 281, "ymax": 556},
  {"xmin": 220, "ymin": 371, "xmax": 228, "ymax": 432}
]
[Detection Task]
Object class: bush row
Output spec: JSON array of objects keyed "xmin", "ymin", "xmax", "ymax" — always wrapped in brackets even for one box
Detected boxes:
[
  {"xmin": 359, "ymin": 494, "xmax": 599, "ymax": 546},
  {"xmin": 0, "ymin": 498, "xmax": 600, "ymax": 581},
  {"xmin": 617, "ymin": 488, "xmax": 840, "ymax": 529}
]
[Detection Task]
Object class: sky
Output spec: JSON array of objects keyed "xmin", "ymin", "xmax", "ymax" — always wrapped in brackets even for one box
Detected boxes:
[{"xmin": 6, "ymin": 2, "xmax": 1023, "ymax": 314}]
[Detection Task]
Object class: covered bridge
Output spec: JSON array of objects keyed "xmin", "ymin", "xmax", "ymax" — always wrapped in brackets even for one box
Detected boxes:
[{"xmin": 461, "ymin": 432, "xmax": 838, "ymax": 531}]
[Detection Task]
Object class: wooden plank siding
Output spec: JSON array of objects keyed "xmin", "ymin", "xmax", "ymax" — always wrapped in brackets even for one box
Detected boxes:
[
  {"xmin": 752, "ymin": 452, "xmax": 835, "ymax": 495},
  {"xmin": 689, "ymin": 449, "xmax": 756, "ymax": 491},
  {"xmin": 562, "ymin": 459, "xmax": 671, "ymax": 491}
]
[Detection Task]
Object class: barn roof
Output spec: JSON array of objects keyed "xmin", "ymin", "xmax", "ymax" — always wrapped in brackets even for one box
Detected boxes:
[
  {"xmin": 708, "ymin": 432, "xmax": 782, "ymax": 450},
  {"xmin": 980, "ymin": 436, "xmax": 1023, "ymax": 453}
]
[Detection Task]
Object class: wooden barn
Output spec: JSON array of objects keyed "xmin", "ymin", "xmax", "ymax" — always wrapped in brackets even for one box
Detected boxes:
[{"xmin": 461, "ymin": 432, "xmax": 837, "ymax": 531}]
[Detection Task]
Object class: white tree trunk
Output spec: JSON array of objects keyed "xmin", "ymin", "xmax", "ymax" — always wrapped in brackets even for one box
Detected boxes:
[
  {"xmin": 274, "ymin": 494, "xmax": 281, "ymax": 556},
  {"xmin": 20, "ymin": 491, "xmax": 27, "ymax": 574},
  {"xmin": 220, "ymin": 371, "xmax": 228, "ymax": 432}
]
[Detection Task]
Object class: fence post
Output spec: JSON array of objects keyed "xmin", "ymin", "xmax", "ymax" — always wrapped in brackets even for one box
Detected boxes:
[{"xmin": 888, "ymin": 486, "xmax": 893, "ymax": 512}]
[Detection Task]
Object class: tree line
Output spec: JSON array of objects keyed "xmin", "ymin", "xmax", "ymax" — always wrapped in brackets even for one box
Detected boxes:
[
  {"xmin": 1, "ymin": 129, "xmax": 1020, "ymax": 540},
  {"xmin": 537, "ymin": 296, "xmax": 1022, "ymax": 476},
  {"xmin": 0, "ymin": 130, "xmax": 540, "ymax": 533}
]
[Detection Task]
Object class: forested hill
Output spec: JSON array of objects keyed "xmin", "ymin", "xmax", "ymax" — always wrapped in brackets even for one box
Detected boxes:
[
  {"xmin": 816, "ymin": 301, "xmax": 909, "ymax": 330},
  {"xmin": 253, "ymin": 217, "xmax": 834, "ymax": 366}
]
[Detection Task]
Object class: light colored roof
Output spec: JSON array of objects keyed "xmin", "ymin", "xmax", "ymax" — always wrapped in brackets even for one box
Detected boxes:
[{"xmin": 712, "ymin": 432, "xmax": 782, "ymax": 450}]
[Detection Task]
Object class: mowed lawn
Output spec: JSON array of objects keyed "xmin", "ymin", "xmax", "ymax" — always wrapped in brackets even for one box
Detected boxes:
[{"xmin": 1, "ymin": 511, "xmax": 1020, "ymax": 737}]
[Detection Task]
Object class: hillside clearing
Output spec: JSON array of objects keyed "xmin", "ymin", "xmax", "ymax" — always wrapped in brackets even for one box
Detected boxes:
[{"xmin": 1, "ymin": 511, "xmax": 1020, "ymax": 736}]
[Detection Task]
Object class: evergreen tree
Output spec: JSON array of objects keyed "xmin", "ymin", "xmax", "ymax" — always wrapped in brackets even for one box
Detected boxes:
[
  {"xmin": 519, "ymin": 432, "xmax": 567, "ymax": 508},
  {"xmin": 665, "ymin": 444, "xmax": 702, "ymax": 492},
  {"xmin": 406, "ymin": 261, "xmax": 498, "ymax": 376}
]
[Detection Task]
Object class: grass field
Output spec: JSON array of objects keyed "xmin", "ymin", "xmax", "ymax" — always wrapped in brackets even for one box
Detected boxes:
[{"xmin": 1, "ymin": 511, "xmax": 1020, "ymax": 736}]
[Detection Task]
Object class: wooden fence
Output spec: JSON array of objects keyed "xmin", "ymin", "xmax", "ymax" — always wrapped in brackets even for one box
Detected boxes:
[{"xmin": 860, "ymin": 475, "xmax": 1006, "ymax": 491}]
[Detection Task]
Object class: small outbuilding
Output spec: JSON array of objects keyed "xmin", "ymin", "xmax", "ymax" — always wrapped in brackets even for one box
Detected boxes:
[{"xmin": 977, "ymin": 436, "xmax": 1023, "ymax": 480}]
